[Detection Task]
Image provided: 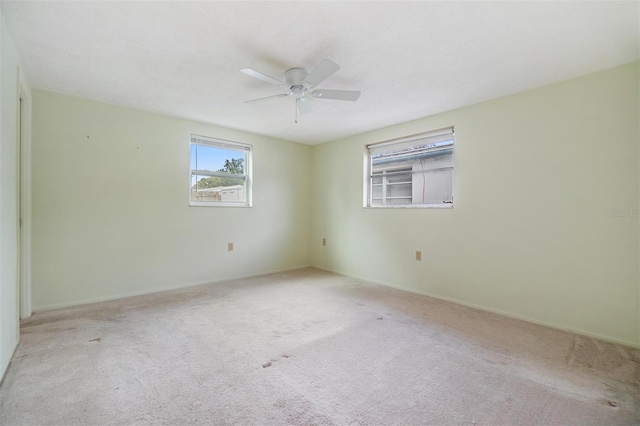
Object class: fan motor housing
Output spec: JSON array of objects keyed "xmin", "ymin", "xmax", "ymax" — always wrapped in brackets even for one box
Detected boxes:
[{"xmin": 284, "ymin": 68, "xmax": 308, "ymax": 87}]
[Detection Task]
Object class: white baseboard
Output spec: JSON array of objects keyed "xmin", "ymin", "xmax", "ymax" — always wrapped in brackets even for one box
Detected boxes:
[{"xmin": 32, "ymin": 264, "xmax": 313, "ymax": 312}]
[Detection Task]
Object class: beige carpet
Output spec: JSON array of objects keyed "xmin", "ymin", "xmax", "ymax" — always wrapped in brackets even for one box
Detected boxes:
[{"xmin": 1, "ymin": 268, "xmax": 638, "ymax": 425}]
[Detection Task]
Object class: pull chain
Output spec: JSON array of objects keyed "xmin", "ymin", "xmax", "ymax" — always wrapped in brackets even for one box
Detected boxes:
[{"xmin": 295, "ymin": 98, "xmax": 298, "ymax": 124}]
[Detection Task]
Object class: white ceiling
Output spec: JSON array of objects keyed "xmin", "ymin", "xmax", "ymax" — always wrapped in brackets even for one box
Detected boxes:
[{"xmin": 2, "ymin": 1, "xmax": 639, "ymax": 145}]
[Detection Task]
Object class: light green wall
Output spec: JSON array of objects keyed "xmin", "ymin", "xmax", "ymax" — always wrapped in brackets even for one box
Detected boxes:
[
  {"xmin": 31, "ymin": 90, "xmax": 311, "ymax": 309},
  {"xmin": 311, "ymin": 62, "xmax": 640, "ymax": 347}
]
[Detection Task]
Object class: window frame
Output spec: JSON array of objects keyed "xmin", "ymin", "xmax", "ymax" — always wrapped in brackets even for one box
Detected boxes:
[
  {"xmin": 365, "ymin": 127, "xmax": 455, "ymax": 209},
  {"xmin": 189, "ymin": 134, "xmax": 253, "ymax": 207}
]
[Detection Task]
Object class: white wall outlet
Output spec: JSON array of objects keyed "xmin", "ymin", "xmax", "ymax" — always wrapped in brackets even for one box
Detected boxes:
[
  {"xmin": 228, "ymin": 242, "xmax": 234, "ymax": 252},
  {"xmin": 415, "ymin": 250, "xmax": 422, "ymax": 261}
]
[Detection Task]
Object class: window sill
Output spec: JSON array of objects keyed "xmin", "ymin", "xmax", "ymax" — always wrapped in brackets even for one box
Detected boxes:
[
  {"xmin": 189, "ymin": 202, "xmax": 252, "ymax": 208},
  {"xmin": 364, "ymin": 204, "xmax": 453, "ymax": 209}
]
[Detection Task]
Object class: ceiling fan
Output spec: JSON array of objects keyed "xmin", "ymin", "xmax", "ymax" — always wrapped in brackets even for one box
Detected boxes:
[{"xmin": 241, "ymin": 59, "xmax": 360, "ymax": 122}]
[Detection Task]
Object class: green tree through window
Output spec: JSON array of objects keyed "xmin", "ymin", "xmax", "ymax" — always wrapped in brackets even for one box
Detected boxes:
[{"xmin": 193, "ymin": 158, "xmax": 245, "ymax": 189}]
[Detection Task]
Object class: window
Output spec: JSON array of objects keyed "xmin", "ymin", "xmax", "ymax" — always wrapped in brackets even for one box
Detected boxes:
[
  {"xmin": 366, "ymin": 127, "xmax": 454, "ymax": 208},
  {"xmin": 371, "ymin": 167, "xmax": 413, "ymax": 205},
  {"xmin": 190, "ymin": 135, "xmax": 252, "ymax": 206}
]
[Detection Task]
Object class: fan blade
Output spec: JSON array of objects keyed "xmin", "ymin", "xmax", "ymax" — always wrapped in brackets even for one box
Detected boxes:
[
  {"xmin": 311, "ymin": 89, "xmax": 361, "ymax": 101},
  {"xmin": 245, "ymin": 94, "xmax": 289, "ymax": 104},
  {"xmin": 297, "ymin": 96, "xmax": 313, "ymax": 115},
  {"xmin": 303, "ymin": 59, "xmax": 339, "ymax": 88},
  {"xmin": 241, "ymin": 68, "xmax": 288, "ymax": 88}
]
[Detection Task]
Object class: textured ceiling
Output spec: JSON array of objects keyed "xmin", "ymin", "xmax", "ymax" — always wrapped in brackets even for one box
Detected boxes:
[{"xmin": 2, "ymin": 1, "xmax": 639, "ymax": 145}]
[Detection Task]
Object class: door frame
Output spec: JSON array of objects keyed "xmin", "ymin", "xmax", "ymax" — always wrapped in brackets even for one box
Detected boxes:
[{"xmin": 17, "ymin": 69, "xmax": 31, "ymax": 320}]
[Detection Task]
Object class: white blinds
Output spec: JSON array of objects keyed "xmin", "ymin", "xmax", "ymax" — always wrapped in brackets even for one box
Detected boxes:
[
  {"xmin": 190, "ymin": 134, "xmax": 251, "ymax": 151},
  {"xmin": 367, "ymin": 127, "xmax": 454, "ymax": 155}
]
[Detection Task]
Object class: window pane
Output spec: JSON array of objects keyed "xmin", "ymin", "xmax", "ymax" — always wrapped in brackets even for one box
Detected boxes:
[
  {"xmin": 387, "ymin": 182, "xmax": 411, "ymax": 198},
  {"xmin": 387, "ymin": 170, "xmax": 411, "ymax": 183},
  {"xmin": 371, "ymin": 156, "xmax": 413, "ymax": 172},
  {"xmin": 189, "ymin": 136, "xmax": 252, "ymax": 206},
  {"xmin": 386, "ymin": 198, "xmax": 411, "ymax": 204},
  {"xmin": 367, "ymin": 128, "xmax": 454, "ymax": 207},
  {"xmin": 191, "ymin": 175, "xmax": 246, "ymax": 203},
  {"xmin": 191, "ymin": 144, "xmax": 246, "ymax": 175},
  {"xmin": 412, "ymin": 169, "xmax": 453, "ymax": 204}
]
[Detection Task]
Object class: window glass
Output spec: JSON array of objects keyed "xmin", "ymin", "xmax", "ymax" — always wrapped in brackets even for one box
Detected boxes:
[
  {"xmin": 190, "ymin": 135, "xmax": 252, "ymax": 206},
  {"xmin": 367, "ymin": 127, "xmax": 454, "ymax": 207}
]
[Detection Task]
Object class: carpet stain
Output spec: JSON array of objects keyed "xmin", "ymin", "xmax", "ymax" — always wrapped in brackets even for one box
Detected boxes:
[
  {"xmin": 264, "ymin": 356, "xmax": 290, "ymax": 368},
  {"xmin": 565, "ymin": 337, "xmax": 577, "ymax": 365}
]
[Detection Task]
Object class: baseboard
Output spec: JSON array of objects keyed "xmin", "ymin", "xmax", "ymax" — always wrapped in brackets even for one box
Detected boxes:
[
  {"xmin": 32, "ymin": 264, "xmax": 313, "ymax": 312},
  {"xmin": 312, "ymin": 265, "xmax": 640, "ymax": 349}
]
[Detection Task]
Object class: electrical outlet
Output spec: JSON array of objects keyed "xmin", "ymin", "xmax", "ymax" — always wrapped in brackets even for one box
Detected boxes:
[
  {"xmin": 322, "ymin": 238, "xmax": 326, "ymax": 246},
  {"xmin": 228, "ymin": 242, "xmax": 234, "ymax": 252},
  {"xmin": 415, "ymin": 250, "xmax": 422, "ymax": 261}
]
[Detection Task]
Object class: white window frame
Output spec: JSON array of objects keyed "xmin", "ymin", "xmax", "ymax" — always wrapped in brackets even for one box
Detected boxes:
[
  {"xmin": 189, "ymin": 134, "xmax": 252, "ymax": 207},
  {"xmin": 365, "ymin": 127, "xmax": 454, "ymax": 209}
]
